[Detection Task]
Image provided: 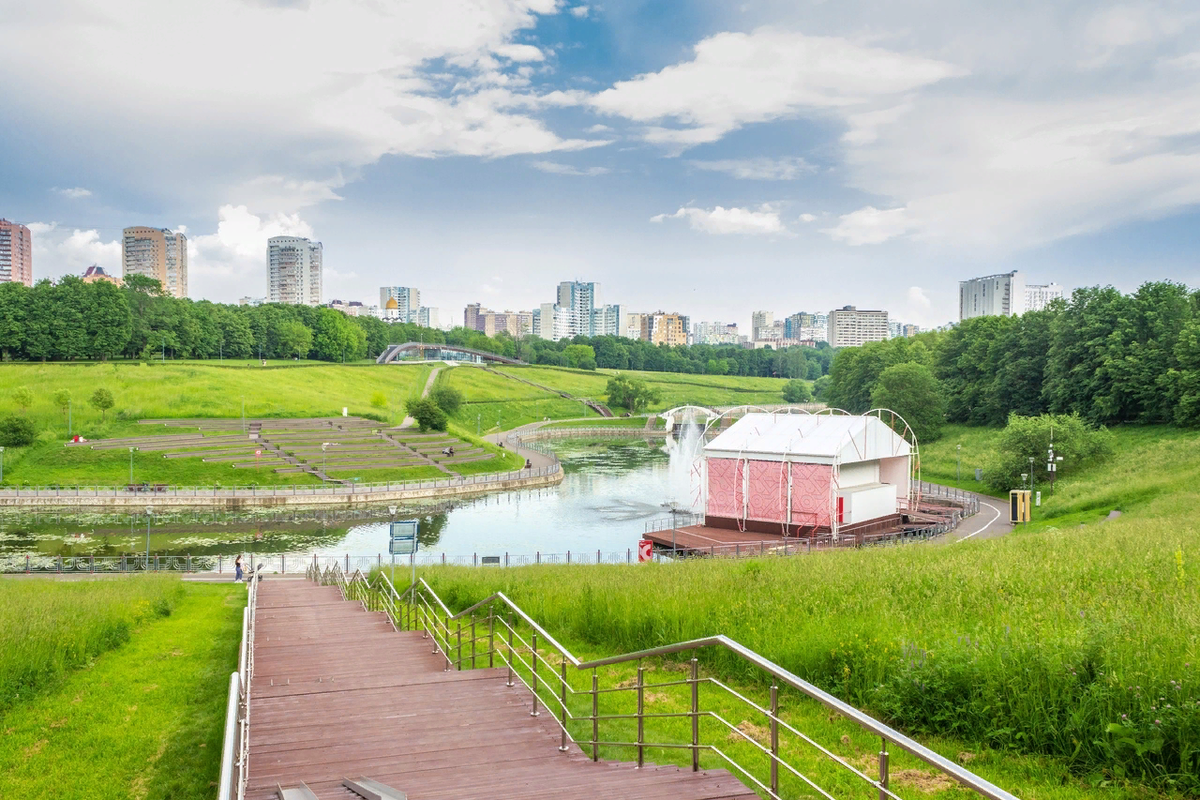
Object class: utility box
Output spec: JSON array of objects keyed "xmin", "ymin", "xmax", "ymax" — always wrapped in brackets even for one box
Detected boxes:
[{"xmin": 1009, "ymin": 489, "xmax": 1031, "ymax": 523}]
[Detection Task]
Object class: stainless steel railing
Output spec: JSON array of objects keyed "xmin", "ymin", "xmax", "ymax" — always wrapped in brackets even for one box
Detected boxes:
[
  {"xmin": 217, "ymin": 567, "xmax": 258, "ymax": 800},
  {"xmin": 310, "ymin": 566, "xmax": 1017, "ymax": 800}
]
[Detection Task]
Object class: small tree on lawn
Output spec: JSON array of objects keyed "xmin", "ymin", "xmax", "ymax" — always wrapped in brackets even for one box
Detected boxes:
[
  {"xmin": 53, "ymin": 389, "xmax": 71, "ymax": 420},
  {"xmin": 429, "ymin": 384, "xmax": 463, "ymax": 415},
  {"xmin": 605, "ymin": 374, "xmax": 660, "ymax": 413},
  {"xmin": 11, "ymin": 386, "xmax": 33, "ymax": 414},
  {"xmin": 405, "ymin": 398, "xmax": 447, "ymax": 432},
  {"xmin": 90, "ymin": 387, "xmax": 115, "ymax": 422}
]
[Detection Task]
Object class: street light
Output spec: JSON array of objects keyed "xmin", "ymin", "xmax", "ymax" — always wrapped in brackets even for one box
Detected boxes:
[
  {"xmin": 388, "ymin": 505, "xmax": 398, "ymax": 578},
  {"xmin": 0, "ymin": 446, "xmax": 4, "ymax": 484},
  {"xmin": 161, "ymin": 334, "xmax": 166, "ymax": 362},
  {"xmin": 956, "ymin": 444, "xmax": 962, "ymax": 482},
  {"xmin": 661, "ymin": 502, "xmax": 684, "ymax": 559},
  {"xmin": 129, "ymin": 447, "xmax": 138, "ymax": 484}
]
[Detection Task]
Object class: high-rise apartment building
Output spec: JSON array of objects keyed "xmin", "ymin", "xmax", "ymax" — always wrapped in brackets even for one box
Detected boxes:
[
  {"xmin": 267, "ymin": 236, "xmax": 322, "ymax": 306},
  {"xmin": 557, "ymin": 281, "xmax": 600, "ymax": 337},
  {"xmin": 591, "ymin": 304, "xmax": 626, "ymax": 338},
  {"xmin": 827, "ymin": 306, "xmax": 889, "ymax": 348},
  {"xmin": 380, "ymin": 287, "xmax": 420, "ymax": 322},
  {"xmin": 464, "ymin": 303, "xmax": 483, "ymax": 331},
  {"xmin": 122, "ymin": 226, "xmax": 188, "ymax": 297},
  {"xmin": 959, "ymin": 270, "xmax": 1025, "ymax": 321},
  {"xmin": 902, "ymin": 323, "xmax": 922, "ymax": 337},
  {"xmin": 695, "ymin": 321, "xmax": 741, "ymax": 345},
  {"xmin": 1025, "ymin": 282, "xmax": 1065, "ymax": 312},
  {"xmin": 751, "ymin": 310, "xmax": 774, "ymax": 340},
  {"xmin": 0, "ymin": 219, "xmax": 33, "ymax": 286},
  {"xmin": 536, "ymin": 302, "xmax": 572, "ymax": 341},
  {"xmin": 640, "ymin": 311, "xmax": 688, "ymax": 346}
]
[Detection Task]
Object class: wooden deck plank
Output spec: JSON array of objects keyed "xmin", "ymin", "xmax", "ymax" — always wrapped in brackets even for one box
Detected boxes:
[{"xmin": 247, "ymin": 580, "xmax": 756, "ymax": 800}]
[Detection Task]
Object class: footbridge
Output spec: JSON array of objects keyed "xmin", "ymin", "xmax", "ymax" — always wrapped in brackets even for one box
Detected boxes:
[
  {"xmin": 219, "ymin": 567, "xmax": 1018, "ymax": 800},
  {"xmin": 377, "ymin": 342, "xmax": 525, "ymax": 365}
]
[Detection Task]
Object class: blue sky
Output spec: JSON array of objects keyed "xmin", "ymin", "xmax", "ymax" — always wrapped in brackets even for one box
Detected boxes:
[{"xmin": 2, "ymin": 0, "xmax": 1199, "ymax": 331}]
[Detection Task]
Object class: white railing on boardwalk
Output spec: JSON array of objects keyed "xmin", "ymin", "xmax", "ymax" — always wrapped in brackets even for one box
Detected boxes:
[{"xmin": 218, "ymin": 566, "xmax": 257, "ymax": 800}]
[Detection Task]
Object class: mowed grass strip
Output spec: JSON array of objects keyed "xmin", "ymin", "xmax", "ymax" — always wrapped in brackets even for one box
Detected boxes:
[
  {"xmin": 0, "ymin": 582, "xmax": 244, "ymax": 800},
  {"xmin": 0, "ymin": 576, "xmax": 182, "ymax": 713}
]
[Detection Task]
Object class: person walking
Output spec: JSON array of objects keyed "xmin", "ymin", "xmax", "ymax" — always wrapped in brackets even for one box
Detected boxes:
[{"xmin": 234, "ymin": 554, "xmax": 244, "ymax": 583}]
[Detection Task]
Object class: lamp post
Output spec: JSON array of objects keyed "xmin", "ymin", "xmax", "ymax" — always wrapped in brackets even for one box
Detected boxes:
[
  {"xmin": 956, "ymin": 444, "xmax": 961, "ymax": 482},
  {"xmin": 388, "ymin": 505, "xmax": 398, "ymax": 578},
  {"xmin": 161, "ymin": 334, "xmax": 166, "ymax": 362},
  {"xmin": 129, "ymin": 447, "xmax": 137, "ymax": 484},
  {"xmin": 145, "ymin": 506, "xmax": 153, "ymax": 564},
  {"xmin": 1028, "ymin": 456, "xmax": 1035, "ymax": 497},
  {"xmin": 0, "ymin": 446, "xmax": 4, "ymax": 484},
  {"xmin": 661, "ymin": 502, "xmax": 683, "ymax": 559}
]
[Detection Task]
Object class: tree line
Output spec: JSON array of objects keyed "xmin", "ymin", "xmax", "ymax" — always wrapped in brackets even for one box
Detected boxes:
[
  {"xmin": 0, "ymin": 275, "xmax": 833, "ymax": 379},
  {"xmin": 823, "ymin": 280, "xmax": 1200, "ymax": 428}
]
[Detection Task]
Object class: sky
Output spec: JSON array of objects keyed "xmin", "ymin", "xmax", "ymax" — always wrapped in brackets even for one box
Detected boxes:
[{"xmin": 2, "ymin": 0, "xmax": 1199, "ymax": 333}]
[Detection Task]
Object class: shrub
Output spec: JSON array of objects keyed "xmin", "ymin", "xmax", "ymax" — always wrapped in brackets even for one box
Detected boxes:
[
  {"xmin": 782, "ymin": 379, "xmax": 813, "ymax": 404},
  {"xmin": 53, "ymin": 389, "xmax": 71, "ymax": 419},
  {"xmin": 11, "ymin": 386, "xmax": 33, "ymax": 414},
  {"xmin": 405, "ymin": 398, "xmax": 447, "ymax": 432},
  {"xmin": 606, "ymin": 374, "xmax": 660, "ymax": 413},
  {"xmin": 986, "ymin": 412, "xmax": 1113, "ymax": 492},
  {"xmin": 0, "ymin": 415, "xmax": 35, "ymax": 447},
  {"xmin": 429, "ymin": 384, "xmax": 463, "ymax": 415},
  {"xmin": 369, "ymin": 391, "xmax": 387, "ymax": 409}
]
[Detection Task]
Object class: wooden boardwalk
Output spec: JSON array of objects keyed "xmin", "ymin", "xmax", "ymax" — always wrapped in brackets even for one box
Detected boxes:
[{"xmin": 248, "ymin": 580, "xmax": 754, "ymax": 800}]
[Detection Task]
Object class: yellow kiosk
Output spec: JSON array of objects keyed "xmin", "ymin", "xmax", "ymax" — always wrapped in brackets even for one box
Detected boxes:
[{"xmin": 1009, "ymin": 489, "xmax": 1031, "ymax": 523}]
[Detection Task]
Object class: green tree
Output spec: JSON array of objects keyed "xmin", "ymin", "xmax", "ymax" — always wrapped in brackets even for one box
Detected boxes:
[
  {"xmin": 869, "ymin": 362, "xmax": 946, "ymax": 442},
  {"xmin": 812, "ymin": 374, "xmax": 832, "ymax": 400},
  {"xmin": 563, "ymin": 344, "xmax": 597, "ymax": 370},
  {"xmin": 53, "ymin": 389, "xmax": 71, "ymax": 420},
  {"xmin": 0, "ymin": 415, "xmax": 35, "ymax": 447},
  {"xmin": 11, "ymin": 386, "xmax": 33, "ymax": 414},
  {"xmin": 429, "ymin": 384, "xmax": 463, "ymax": 416},
  {"xmin": 605, "ymin": 374, "xmax": 660, "ymax": 413},
  {"xmin": 985, "ymin": 413, "xmax": 1113, "ymax": 492},
  {"xmin": 279, "ymin": 320, "xmax": 313, "ymax": 359},
  {"xmin": 87, "ymin": 280, "xmax": 134, "ymax": 360},
  {"xmin": 90, "ymin": 387, "xmax": 115, "ymax": 422},
  {"xmin": 405, "ymin": 398, "xmax": 447, "ymax": 432},
  {"xmin": 0, "ymin": 281, "xmax": 27, "ymax": 359},
  {"xmin": 782, "ymin": 380, "xmax": 813, "ymax": 403}
]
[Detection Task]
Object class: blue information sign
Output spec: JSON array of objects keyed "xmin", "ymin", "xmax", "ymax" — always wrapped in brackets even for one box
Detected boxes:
[{"xmin": 389, "ymin": 520, "xmax": 418, "ymax": 556}]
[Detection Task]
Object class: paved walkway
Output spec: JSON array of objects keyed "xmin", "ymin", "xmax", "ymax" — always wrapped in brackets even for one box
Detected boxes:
[
  {"xmin": 400, "ymin": 366, "xmax": 448, "ymax": 429},
  {"xmin": 247, "ymin": 580, "xmax": 754, "ymax": 800}
]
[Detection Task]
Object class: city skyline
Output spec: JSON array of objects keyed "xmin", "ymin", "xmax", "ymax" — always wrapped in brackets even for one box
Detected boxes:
[{"xmin": 3, "ymin": 1, "xmax": 1199, "ymax": 335}]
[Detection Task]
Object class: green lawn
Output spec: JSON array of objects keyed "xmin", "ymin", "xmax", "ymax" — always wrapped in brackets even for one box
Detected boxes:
[
  {"xmin": 0, "ymin": 581, "xmax": 243, "ymax": 800},
  {"xmin": 405, "ymin": 502, "xmax": 1200, "ymax": 792},
  {"xmin": 920, "ymin": 424, "xmax": 1200, "ymax": 529}
]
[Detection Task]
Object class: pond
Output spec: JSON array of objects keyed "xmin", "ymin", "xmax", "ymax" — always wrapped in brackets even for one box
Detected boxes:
[{"xmin": 0, "ymin": 434, "xmax": 706, "ymax": 564}]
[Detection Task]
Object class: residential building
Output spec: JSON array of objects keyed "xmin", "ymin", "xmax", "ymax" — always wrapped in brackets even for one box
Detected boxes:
[
  {"xmin": 902, "ymin": 323, "xmax": 922, "ymax": 337},
  {"xmin": 267, "ymin": 236, "xmax": 322, "ymax": 306},
  {"xmin": 590, "ymin": 303, "xmax": 626, "ymax": 338},
  {"xmin": 535, "ymin": 302, "xmax": 572, "ymax": 341},
  {"xmin": 784, "ymin": 312, "xmax": 820, "ymax": 339},
  {"xmin": 557, "ymin": 280, "xmax": 599, "ymax": 337},
  {"xmin": 329, "ymin": 299, "xmax": 366, "ymax": 316},
  {"xmin": 751, "ymin": 310, "xmax": 774, "ymax": 340},
  {"xmin": 641, "ymin": 311, "xmax": 688, "ymax": 346},
  {"xmin": 380, "ymin": 287, "xmax": 419, "ymax": 322},
  {"xmin": 239, "ymin": 296, "xmax": 265, "ymax": 307},
  {"xmin": 464, "ymin": 303, "xmax": 483, "ymax": 331},
  {"xmin": 0, "ymin": 219, "xmax": 32, "ymax": 286},
  {"xmin": 82, "ymin": 264, "xmax": 120, "ymax": 286},
  {"xmin": 827, "ymin": 306, "xmax": 889, "ymax": 348},
  {"xmin": 625, "ymin": 312, "xmax": 647, "ymax": 341},
  {"xmin": 480, "ymin": 309, "xmax": 533, "ymax": 338},
  {"xmin": 122, "ymin": 226, "xmax": 188, "ymax": 298},
  {"xmin": 694, "ymin": 321, "xmax": 741, "ymax": 345},
  {"xmin": 959, "ymin": 270, "xmax": 1024, "ymax": 321},
  {"xmin": 417, "ymin": 307, "xmax": 440, "ymax": 329},
  {"xmin": 1026, "ymin": 282, "xmax": 1065, "ymax": 312},
  {"xmin": 794, "ymin": 326, "xmax": 826, "ymax": 343}
]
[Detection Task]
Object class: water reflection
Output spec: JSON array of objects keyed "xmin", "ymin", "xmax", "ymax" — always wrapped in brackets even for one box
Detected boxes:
[{"xmin": 0, "ymin": 437, "xmax": 698, "ymax": 559}]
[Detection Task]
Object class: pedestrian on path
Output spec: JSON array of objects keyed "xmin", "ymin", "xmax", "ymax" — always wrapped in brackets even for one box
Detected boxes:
[{"xmin": 235, "ymin": 554, "xmax": 244, "ymax": 582}]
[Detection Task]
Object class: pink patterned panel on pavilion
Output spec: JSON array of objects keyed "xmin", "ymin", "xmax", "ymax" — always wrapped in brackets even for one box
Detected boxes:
[
  {"xmin": 789, "ymin": 462, "xmax": 832, "ymax": 527},
  {"xmin": 705, "ymin": 458, "xmax": 742, "ymax": 518},
  {"xmin": 746, "ymin": 460, "xmax": 788, "ymax": 523}
]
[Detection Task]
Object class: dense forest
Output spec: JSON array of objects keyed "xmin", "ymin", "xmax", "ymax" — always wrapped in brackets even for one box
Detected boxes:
[
  {"xmin": 0, "ymin": 276, "xmax": 832, "ymax": 379},
  {"xmin": 824, "ymin": 281, "xmax": 1200, "ymax": 427}
]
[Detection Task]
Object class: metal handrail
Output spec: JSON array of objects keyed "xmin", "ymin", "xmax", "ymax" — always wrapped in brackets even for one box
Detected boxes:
[
  {"xmin": 217, "ymin": 565, "xmax": 258, "ymax": 800},
  {"xmin": 316, "ymin": 570, "xmax": 1016, "ymax": 800}
]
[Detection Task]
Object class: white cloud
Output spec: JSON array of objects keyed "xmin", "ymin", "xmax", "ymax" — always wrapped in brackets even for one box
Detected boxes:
[
  {"xmin": 688, "ymin": 156, "xmax": 814, "ymax": 180},
  {"xmin": 188, "ymin": 205, "xmax": 314, "ymax": 299},
  {"xmin": 53, "ymin": 187, "xmax": 93, "ymax": 199},
  {"xmin": 530, "ymin": 160, "xmax": 610, "ymax": 176},
  {"xmin": 494, "ymin": 43, "xmax": 544, "ymax": 62},
  {"xmin": 651, "ymin": 204, "xmax": 790, "ymax": 236},
  {"xmin": 591, "ymin": 27, "xmax": 965, "ymax": 147},
  {"xmin": 0, "ymin": 0, "xmax": 599, "ymax": 209},
  {"xmin": 27, "ymin": 223, "xmax": 121, "ymax": 279},
  {"xmin": 823, "ymin": 206, "xmax": 913, "ymax": 245},
  {"xmin": 569, "ymin": 6, "xmax": 589, "ymax": 19},
  {"xmin": 907, "ymin": 286, "xmax": 932, "ymax": 310},
  {"xmin": 798, "ymin": 213, "xmax": 816, "ymax": 223}
]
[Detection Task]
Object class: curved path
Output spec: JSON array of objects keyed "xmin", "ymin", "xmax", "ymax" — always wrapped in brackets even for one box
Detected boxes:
[
  {"xmin": 399, "ymin": 365, "xmax": 447, "ymax": 429},
  {"xmin": 935, "ymin": 485, "xmax": 1011, "ymax": 543}
]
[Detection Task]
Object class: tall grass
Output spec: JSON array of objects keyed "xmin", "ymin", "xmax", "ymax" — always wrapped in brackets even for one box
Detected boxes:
[
  {"xmin": 0, "ymin": 576, "xmax": 182, "ymax": 712},
  {"xmin": 418, "ymin": 514, "xmax": 1200, "ymax": 788}
]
